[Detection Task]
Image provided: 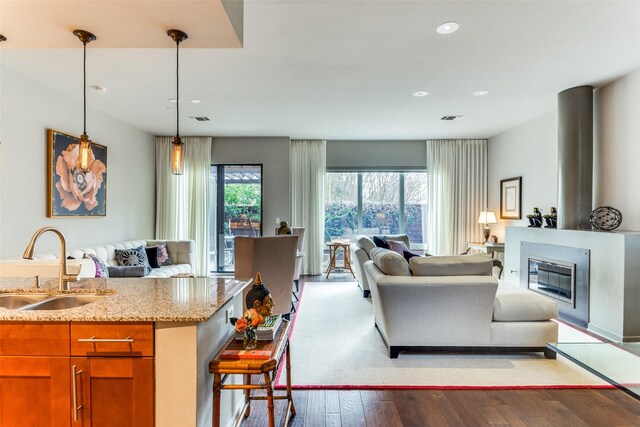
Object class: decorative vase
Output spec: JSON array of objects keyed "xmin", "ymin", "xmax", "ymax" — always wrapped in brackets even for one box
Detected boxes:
[{"xmin": 243, "ymin": 329, "xmax": 257, "ymax": 350}]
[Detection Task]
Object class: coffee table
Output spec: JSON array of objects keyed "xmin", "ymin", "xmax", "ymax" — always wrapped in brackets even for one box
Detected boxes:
[{"xmin": 547, "ymin": 341, "xmax": 640, "ymax": 399}]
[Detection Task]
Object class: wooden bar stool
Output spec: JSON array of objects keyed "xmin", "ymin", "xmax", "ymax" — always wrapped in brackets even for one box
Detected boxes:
[{"xmin": 209, "ymin": 320, "xmax": 295, "ymax": 427}]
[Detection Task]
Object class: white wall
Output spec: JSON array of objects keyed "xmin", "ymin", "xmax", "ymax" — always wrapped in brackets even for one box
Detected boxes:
[
  {"xmin": 487, "ymin": 110, "xmax": 558, "ymax": 242},
  {"xmin": 0, "ymin": 67, "xmax": 156, "ymax": 257},
  {"xmin": 594, "ymin": 68, "xmax": 640, "ymax": 231},
  {"xmin": 212, "ymin": 137, "xmax": 290, "ymax": 235}
]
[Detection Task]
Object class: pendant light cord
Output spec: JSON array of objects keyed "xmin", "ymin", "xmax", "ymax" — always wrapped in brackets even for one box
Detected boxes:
[
  {"xmin": 176, "ymin": 40, "xmax": 180, "ymax": 137},
  {"xmin": 83, "ymin": 41, "xmax": 87, "ymax": 135}
]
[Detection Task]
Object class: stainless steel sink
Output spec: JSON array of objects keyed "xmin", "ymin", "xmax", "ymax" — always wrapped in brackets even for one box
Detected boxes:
[
  {"xmin": 20, "ymin": 294, "xmax": 109, "ymax": 310},
  {"xmin": 0, "ymin": 293, "xmax": 52, "ymax": 309}
]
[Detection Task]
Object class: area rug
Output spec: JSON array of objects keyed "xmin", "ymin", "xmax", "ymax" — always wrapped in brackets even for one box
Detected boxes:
[{"xmin": 275, "ymin": 281, "xmax": 609, "ymax": 390}]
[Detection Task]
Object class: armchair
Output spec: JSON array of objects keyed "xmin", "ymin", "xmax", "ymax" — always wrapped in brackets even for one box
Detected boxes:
[{"xmin": 234, "ymin": 236, "xmax": 298, "ymax": 316}]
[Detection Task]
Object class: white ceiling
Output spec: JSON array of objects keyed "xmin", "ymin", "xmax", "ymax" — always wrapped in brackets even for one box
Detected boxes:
[{"xmin": 2, "ymin": 0, "xmax": 640, "ymax": 140}]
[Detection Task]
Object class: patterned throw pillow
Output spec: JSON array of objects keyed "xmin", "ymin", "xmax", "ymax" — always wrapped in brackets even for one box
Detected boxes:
[
  {"xmin": 155, "ymin": 242, "xmax": 173, "ymax": 266},
  {"xmin": 83, "ymin": 253, "xmax": 109, "ymax": 278},
  {"xmin": 114, "ymin": 246, "xmax": 151, "ymax": 276}
]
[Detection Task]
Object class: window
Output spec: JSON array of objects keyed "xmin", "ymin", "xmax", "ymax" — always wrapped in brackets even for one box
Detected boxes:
[{"xmin": 324, "ymin": 171, "xmax": 428, "ymax": 252}]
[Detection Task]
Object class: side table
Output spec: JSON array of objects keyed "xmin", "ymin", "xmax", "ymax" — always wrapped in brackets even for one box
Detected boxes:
[
  {"xmin": 465, "ymin": 242, "xmax": 505, "ymax": 279},
  {"xmin": 325, "ymin": 241, "xmax": 355, "ymax": 278},
  {"xmin": 209, "ymin": 320, "xmax": 295, "ymax": 427}
]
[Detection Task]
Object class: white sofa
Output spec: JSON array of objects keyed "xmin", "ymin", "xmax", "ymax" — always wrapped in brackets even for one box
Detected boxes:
[
  {"xmin": 363, "ymin": 249, "xmax": 558, "ymax": 359},
  {"xmin": 351, "ymin": 234, "xmax": 410, "ymax": 297},
  {"xmin": 0, "ymin": 239, "xmax": 195, "ymax": 279}
]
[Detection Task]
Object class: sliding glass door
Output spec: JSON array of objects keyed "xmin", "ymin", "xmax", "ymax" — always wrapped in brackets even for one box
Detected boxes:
[{"xmin": 209, "ymin": 165, "xmax": 263, "ymax": 273}]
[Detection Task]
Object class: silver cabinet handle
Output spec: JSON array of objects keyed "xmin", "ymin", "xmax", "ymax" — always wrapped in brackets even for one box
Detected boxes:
[
  {"xmin": 78, "ymin": 336, "xmax": 134, "ymax": 343},
  {"xmin": 72, "ymin": 365, "xmax": 83, "ymax": 422}
]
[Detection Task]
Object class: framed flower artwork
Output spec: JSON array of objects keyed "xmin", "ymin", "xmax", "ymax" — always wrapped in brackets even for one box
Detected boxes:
[{"xmin": 47, "ymin": 129, "xmax": 107, "ymax": 217}]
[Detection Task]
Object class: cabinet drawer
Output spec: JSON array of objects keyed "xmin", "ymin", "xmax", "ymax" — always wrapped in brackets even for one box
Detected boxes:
[
  {"xmin": 71, "ymin": 322, "xmax": 154, "ymax": 356},
  {"xmin": 0, "ymin": 322, "xmax": 70, "ymax": 356}
]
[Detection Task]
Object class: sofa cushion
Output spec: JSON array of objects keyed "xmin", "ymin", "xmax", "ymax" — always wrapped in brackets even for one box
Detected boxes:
[
  {"xmin": 115, "ymin": 246, "xmax": 152, "ymax": 276},
  {"xmin": 354, "ymin": 235, "xmax": 376, "ymax": 257},
  {"xmin": 493, "ymin": 288, "xmax": 558, "ymax": 321},
  {"xmin": 370, "ymin": 248, "xmax": 411, "ymax": 276},
  {"xmin": 410, "ymin": 253, "xmax": 493, "ymax": 276},
  {"xmin": 107, "ymin": 265, "xmax": 147, "ymax": 278}
]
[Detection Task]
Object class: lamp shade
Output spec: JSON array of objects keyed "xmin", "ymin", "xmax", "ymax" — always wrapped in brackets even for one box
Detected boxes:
[{"xmin": 477, "ymin": 211, "xmax": 497, "ymax": 224}]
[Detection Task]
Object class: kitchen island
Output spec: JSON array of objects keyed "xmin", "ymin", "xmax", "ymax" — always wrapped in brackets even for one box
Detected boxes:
[{"xmin": 0, "ymin": 276, "xmax": 251, "ymax": 427}]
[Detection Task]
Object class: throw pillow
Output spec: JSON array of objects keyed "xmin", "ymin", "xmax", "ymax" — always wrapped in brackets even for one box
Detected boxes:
[
  {"xmin": 107, "ymin": 265, "xmax": 147, "ymax": 278},
  {"xmin": 145, "ymin": 246, "xmax": 161, "ymax": 269},
  {"xmin": 83, "ymin": 253, "xmax": 109, "ymax": 278},
  {"xmin": 387, "ymin": 240, "xmax": 409, "ymax": 255},
  {"xmin": 402, "ymin": 250, "xmax": 423, "ymax": 262},
  {"xmin": 370, "ymin": 247, "xmax": 411, "ymax": 276},
  {"xmin": 155, "ymin": 242, "xmax": 173, "ymax": 266},
  {"xmin": 372, "ymin": 235, "xmax": 390, "ymax": 249},
  {"xmin": 115, "ymin": 246, "xmax": 151, "ymax": 276}
]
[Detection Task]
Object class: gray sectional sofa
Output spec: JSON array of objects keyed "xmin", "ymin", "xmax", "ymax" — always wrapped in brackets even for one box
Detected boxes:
[{"xmin": 363, "ymin": 247, "xmax": 559, "ymax": 359}]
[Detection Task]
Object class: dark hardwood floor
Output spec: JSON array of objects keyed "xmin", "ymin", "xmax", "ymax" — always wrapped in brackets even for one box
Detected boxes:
[{"xmin": 240, "ymin": 274, "xmax": 640, "ymax": 426}]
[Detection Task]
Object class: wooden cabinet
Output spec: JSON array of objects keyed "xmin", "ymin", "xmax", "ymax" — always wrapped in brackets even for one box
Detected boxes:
[
  {"xmin": 72, "ymin": 357, "xmax": 154, "ymax": 427},
  {"xmin": 0, "ymin": 355, "xmax": 71, "ymax": 427},
  {"xmin": 0, "ymin": 321, "xmax": 154, "ymax": 427}
]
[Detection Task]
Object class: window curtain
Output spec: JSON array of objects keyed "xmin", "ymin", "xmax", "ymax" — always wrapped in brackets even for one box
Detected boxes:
[
  {"xmin": 426, "ymin": 139, "xmax": 487, "ymax": 255},
  {"xmin": 155, "ymin": 136, "xmax": 212, "ymax": 276},
  {"xmin": 290, "ymin": 139, "xmax": 326, "ymax": 275}
]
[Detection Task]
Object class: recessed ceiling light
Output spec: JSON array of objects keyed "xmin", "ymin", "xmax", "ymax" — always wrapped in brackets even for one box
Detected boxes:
[
  {"xmin": 413, "ymin": 91, "xmax": 429, "ymax": 97},
  {"xmin": 473, "ymin": 90, "xmax": 490, "ymax": 96},
  {"xmin": 168, "ymin": 98, "xmax": 177, "ymax": 103},
  {"xmin": 91, "ymin": 85, "xmax": 107, "ymax": 94},
  {"xmin": 437, "ymin": 21, "xmax": 459, "ymax": 35},
  {"xmin": 190, "ymin": 99, "xmax": 201, "ymax": 104}
]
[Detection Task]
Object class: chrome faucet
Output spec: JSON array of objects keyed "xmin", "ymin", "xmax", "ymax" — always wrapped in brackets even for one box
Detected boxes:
[{"xmin": 22, "ymin": 227, "xmax": 78, "ymax": 292}]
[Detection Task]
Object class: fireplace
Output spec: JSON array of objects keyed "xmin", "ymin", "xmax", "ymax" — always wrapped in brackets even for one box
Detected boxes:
[
  {"xmin": 520, "ymin": 242, "xmax": 590, "ymax": 327},
  {"xmin": 527, "ymin": 257, "xmax": 575, "ymax": 306}
]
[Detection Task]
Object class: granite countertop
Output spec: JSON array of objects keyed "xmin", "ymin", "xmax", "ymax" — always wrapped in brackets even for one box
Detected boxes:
[{"xmin": 0, "ymin": 276, "xmax": 250, "ymax": 322}]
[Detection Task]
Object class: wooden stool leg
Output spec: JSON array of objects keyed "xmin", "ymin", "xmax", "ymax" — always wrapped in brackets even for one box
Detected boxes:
[
  {"xmin": 244, "ymin": 374, "xmax": 251, "ymax": 417},
  {"xmin": 286, "ymin": 343, "xmax": 296, "ymax": 417},
  {"xmin": 264, "ymin": 372, "xmax": 275, "ymax": 427},
  {"xmin": 212, "ymin": 373, "xmax": 222, "ymax": 427}
]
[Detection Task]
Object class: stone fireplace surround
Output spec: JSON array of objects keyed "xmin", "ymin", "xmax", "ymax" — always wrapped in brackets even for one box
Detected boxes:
[{"xmin": 505, "ymin": 227, "xmax": 640, "ymax": 342}]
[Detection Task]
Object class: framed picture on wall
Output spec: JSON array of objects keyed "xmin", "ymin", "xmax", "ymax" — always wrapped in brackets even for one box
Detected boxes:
[
  {"xmin": 47, "ymin": 129, "xmax": 107, "ymax": 217},
  {"xmin": 500, "ymin": 176, "xmax": 522, "ymax": 219}
]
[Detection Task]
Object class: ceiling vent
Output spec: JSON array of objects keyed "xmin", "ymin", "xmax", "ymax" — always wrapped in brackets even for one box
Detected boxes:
[
  {"xmin": 190, "ymin": 116, "xmax": 210, "ymax": 122},
  {"xmin": 441, "ymin": 115, "xmax": 463, "ymax": 121}
]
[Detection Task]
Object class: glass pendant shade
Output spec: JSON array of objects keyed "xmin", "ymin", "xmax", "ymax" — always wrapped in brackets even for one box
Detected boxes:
[
  {"xmin": 171, "ymin": 136, "xmax": 184, "ymax": 175},
  {"xmin": 79, "ymin": 133, "xmax": 92, "ymax": 172}
]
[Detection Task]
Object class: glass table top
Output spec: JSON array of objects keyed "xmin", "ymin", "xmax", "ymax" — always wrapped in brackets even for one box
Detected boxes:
[{"xmin": 548, "ymin": 342, "xmax": 640, "ymax": 399}]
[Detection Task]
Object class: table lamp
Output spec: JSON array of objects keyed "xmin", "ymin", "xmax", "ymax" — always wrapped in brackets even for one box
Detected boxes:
[{"xmin": 477, "ymin": 211, "xmax": 497, "ymax": 243}]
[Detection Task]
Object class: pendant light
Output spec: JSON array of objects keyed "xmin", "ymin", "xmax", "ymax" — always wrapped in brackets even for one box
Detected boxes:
[
  {"xmin": 167, "ymin": 29, "xmax": 188, "ymax": 175},
  {"xmin": 73, "ymin": 29, "xmax": 96, "ymax": 173}
]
